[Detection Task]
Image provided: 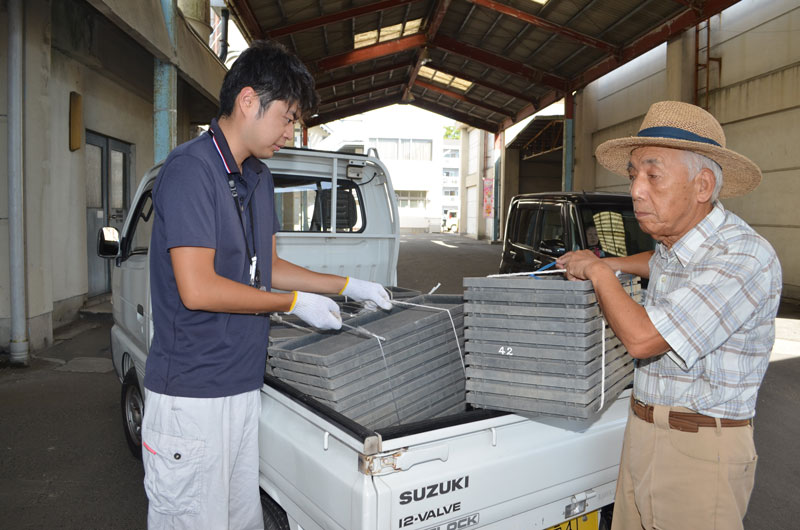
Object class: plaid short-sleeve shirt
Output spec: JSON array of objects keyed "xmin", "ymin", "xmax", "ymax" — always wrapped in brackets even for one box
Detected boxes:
[{"xmin": 636, "ymin": 202, "xmax": 782, "ymax": 420}]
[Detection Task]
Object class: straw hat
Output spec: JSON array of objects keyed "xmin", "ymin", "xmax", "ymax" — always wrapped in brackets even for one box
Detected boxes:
[{"xmin": 595, "ymin": 101, "xmax": 761, "ymax": 198}]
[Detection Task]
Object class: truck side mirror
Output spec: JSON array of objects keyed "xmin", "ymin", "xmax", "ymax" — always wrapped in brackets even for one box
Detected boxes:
[{"xmin": 97, "ymin": 226, "xmax": 120, "ymax": 258}]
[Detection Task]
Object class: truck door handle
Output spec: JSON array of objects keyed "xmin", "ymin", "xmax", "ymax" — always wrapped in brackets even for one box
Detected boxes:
[
  {"xmin": 137, "ymin": 304, "xmax": 144, "ymax": 316},
  {"xmin": 394, "ymin": 445, "xmax": 450, "ymax": 471}
]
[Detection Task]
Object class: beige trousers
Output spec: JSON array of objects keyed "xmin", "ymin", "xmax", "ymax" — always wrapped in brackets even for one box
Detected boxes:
[{"xmin": 611, "ymin": 404, "xmax": 757, "ymax": 530}]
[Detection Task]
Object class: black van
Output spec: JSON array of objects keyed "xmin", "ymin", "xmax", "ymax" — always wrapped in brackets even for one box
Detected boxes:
[{"xmin": 499, "ymin": 192, "xmax": 655, "ymax": 274}]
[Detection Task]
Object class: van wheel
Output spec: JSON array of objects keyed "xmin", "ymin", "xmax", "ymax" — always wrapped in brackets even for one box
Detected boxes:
[
  {"xmin": 121, "ymin": 367, "xmax": 144, "ymax": 459},
  {"xmin": 261, "ymin": 492, "xmax": 290, "ymax": 530}
]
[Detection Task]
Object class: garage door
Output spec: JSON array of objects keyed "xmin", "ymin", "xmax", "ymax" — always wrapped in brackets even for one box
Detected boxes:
[{"xmin": 466, "ymin": 185, "xmax": 478, "ymax": 236}]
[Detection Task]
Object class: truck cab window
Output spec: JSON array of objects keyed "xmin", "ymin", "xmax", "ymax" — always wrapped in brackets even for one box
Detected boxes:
[{"xmin": 274, "ymin": 175, "xmax": 364, "ymax": 233}]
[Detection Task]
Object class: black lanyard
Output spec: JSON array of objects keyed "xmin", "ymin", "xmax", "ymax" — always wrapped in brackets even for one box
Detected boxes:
[
  {"xmin": 226, "ymin": 177, "xmax": 260, "ymax": 287},
  {"xmin": 210, "ymin": 129, "xmax": 261, "ymax": 287}
]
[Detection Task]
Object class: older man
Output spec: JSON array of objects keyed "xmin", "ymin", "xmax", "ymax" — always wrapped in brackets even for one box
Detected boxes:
[{"xmin": 557, "ymin": 101, "xmax": 781, "ymax": 530}]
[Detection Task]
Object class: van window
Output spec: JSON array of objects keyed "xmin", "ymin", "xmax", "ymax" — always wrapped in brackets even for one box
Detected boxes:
[
  {"xmin": 580, "ymin": 205, "xmax": 653, "ymax": 257},
  {"xmin": 274, "ymin": 175, "xmax": 364, "ymax": 233},
  {"xmin": 538, "ymin": 205, "xmax": 565, "ymax": 251},
  {"xmin": 510, "ymin": 203, "xmax": 538, "ymax": 247}
]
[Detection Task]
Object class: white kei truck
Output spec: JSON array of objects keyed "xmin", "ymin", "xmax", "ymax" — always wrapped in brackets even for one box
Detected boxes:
[{"xmin": 97, "ymin": 146, "xmax": 628, "ymax": 530}]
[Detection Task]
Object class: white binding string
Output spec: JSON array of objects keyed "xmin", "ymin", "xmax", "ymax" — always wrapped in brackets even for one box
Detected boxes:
[
  {"xmin": 270, "ymin": 313, "xmax": 314, "ymax": 334},
  {"xmin": 390, "ymin": 299, "xmax": 466, "ymax": 375},
  {"xmin": 487, "ymin": 269, "xmax": 567, "ymax": 278},
  {"xmin": 598, "ymin": 317, "xmax": 606, "ymax": 412}
]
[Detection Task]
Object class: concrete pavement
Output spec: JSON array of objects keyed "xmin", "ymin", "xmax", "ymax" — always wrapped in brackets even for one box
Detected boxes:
[{"xmin": 1, "ymin": 233, "xmax": 798, "ymax": 529}]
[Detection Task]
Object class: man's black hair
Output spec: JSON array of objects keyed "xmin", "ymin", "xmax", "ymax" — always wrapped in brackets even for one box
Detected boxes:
[{"xmin": 218, "ymin": 40, "xmax": 319, "ymax": 119}]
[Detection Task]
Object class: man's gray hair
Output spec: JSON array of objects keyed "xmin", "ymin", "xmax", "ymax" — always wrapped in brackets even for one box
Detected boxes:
[{"xmin": 683, "ymin": 151, "xmax": 723, "ymax": 202}]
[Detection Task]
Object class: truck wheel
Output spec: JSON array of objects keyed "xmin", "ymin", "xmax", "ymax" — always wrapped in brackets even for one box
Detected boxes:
[
  {"xmin": 121, "ymin": 367, "xmax": 144, "ymax": 459},
  {"xmin": 261, "ymin": 492, "xmax": 290, "ymax": 530}
]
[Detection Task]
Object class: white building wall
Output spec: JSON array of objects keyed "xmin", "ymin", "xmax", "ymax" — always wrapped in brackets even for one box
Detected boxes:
[
  {"xmin": 310, "ymin": 105, "xmax": 457, "ymax": 233},
  {"xmin": 573, "ymin": 0, "xmax": 800, "ymax": 298}
]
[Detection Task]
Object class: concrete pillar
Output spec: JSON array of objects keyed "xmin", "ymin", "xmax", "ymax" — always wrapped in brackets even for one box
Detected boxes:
[
  {"xmin": 21, "ymin": 0, "xmax": 55, "ymax": 351},
  {"xmin": 666, "ymin": 30, "xmax": 696, "ymax": 103},
  {"xmin": 573, "ymin": 85, "xmax": 599, "ymax": 192},
  {"xmin": 499, "ymin": 147, "xmax": 520, "ymax": 241}
]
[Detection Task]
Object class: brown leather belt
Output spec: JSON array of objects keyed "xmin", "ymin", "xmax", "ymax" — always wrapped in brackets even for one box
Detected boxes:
[{"xmin": 631, "ymin": 396, "xmax": 752, "ymax": 433}]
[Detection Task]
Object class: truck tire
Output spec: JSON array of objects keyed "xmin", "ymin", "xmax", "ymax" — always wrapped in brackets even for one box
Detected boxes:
[
  {"xmin": 261, "ymin": 492, "xmax": 290, "ymax": 530},
  {"xmin": 121, "ymin": 367, "xmax": 144, "ymax": 459}
]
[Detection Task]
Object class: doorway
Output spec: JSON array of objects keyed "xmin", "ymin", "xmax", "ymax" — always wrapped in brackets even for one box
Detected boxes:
[{"xmin": 85, "ymin": 131, "xmax": 133, "ymax": 296}]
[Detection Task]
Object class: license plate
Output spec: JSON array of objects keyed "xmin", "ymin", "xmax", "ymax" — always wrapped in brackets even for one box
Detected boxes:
[{"xmin": 545, "ymin": 509, "xmax": 599, "ymax": 530}]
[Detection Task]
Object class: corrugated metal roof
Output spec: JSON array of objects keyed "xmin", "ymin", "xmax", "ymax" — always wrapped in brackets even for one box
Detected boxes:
[{"xmin": 225, "ymin": 0, "xmax": 743, "ymax": 132}]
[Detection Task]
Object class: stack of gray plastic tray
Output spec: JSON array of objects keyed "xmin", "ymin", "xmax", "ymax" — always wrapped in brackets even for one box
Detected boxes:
[
  {"xmin": 268, "ymin": 294, "xmax": 466, "ymax": 429},
  {"xmin": 268, "ymin": 286, "xmax": 421, "ymax": 346},
  {"xmin": 463, "ymin": 274, "xmax": 642, "ymax": 422}
]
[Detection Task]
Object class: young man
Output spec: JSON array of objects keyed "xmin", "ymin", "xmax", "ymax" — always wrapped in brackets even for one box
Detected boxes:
[
  {"xmin": 557, "ymin": 101, "xmax": 781, "ymax": 529},
  {"xmin": 141, "ymin": 40, "xmax": 391, "ymax": 530}
]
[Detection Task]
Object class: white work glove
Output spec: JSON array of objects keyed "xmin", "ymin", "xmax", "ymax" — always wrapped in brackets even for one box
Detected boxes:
[
  {"xmin": 286, "ymin": 291, "xmax": 342, "ymax": 330},
  {"xmin": 341, "ymin": 277, "xmax": 392, "ymax": 310}
]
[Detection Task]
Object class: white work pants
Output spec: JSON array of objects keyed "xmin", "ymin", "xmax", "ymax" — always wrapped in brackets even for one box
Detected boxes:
[{"xmin": 141, "ymin": 389, "xmax": 264, "ymax": 530}]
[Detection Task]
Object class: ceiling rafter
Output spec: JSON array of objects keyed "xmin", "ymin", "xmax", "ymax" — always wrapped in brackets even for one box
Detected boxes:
[
  {"xmin": 571, "ymin": 0, "xmax": 740, "ymax": 91},
  {"xmin": 424, "ymin": 62, "xmax": 535, "ymax": 104},
  {"xmin": 321, "ymin": 80, "xmax": 404, "ymax": 106},
  {"xmin": 306, "ymin": 94, "xmax": 401, "ymax": 127},
  {"xmin": 266, "ymin": 0, "xmax": 422, "ymax": 38},
  {"xmin": 412, "ymin": 98, "xmax": 496, "ymax": 132},
  {"xmin": 432, "ymin": 34, "xmax": 567, "ymax": 91},
  {"xmin": 403, "ymin": 0, "xmax": 452, "ymax": 101},
  {"xmin": 316, "ymin": 63, "xmax": 409, "ymax": 90},
  {"xmin": 466, "ymin": 0, "xmax": 618, "ymax": 54},
  {"xmin": 413, "ymin": 79, "xmax": 510, "ymax": 117},
  {"xmin": 316, "ymin": 33, "xmax": 426, "ymax": 72}
]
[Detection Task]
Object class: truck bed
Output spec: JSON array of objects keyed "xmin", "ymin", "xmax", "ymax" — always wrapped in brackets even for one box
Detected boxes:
[{"xmin": 259, "ymin": 373, "xmax": 630, "ymax": 530}]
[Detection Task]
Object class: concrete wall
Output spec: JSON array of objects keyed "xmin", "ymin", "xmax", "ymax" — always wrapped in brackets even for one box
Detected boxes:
[
  {"xmin": 1, "ymin": 0, "xmax": 224, "ymax": 352},
  {"xmin": 572, "ymin": 0, "xmax": 799, "ymax": 299}
]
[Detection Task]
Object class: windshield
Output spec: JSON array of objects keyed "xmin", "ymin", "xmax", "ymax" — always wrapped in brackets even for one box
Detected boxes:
[{"xmin": 579, "ymin": 204, "xmax": 654, "ymax": 257}]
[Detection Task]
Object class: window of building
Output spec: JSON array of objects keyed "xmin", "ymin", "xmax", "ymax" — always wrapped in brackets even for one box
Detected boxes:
[
  {"xmin": 443, "ymin": 188, "xmax": 458, "ymax": 197},
  {"xmin": 442, "ymin": 168, "xmax": 459, "ymax": 177},
  {"xmin": 396, "ymin": 190, "xmax": 427, "ymax": 209},
  {"xmin": 443, "ymin": 148, "xmax": 459, "ymax": 159},
  {"xmin": 369, "ymin": 138, "xmax": 432, "ymax": 161}
]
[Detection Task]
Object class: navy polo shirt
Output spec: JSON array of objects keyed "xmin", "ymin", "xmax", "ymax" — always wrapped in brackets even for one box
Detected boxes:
[{"xmin": 144, "ymin": 118, "xmax": 279, "ymax": 398}]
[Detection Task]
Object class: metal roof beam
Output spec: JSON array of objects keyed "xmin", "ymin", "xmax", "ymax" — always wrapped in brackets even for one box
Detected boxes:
[
  {"xmin": 571, "ymin": 0, "xmax": 742, "ymax": 91},
  {"xmin": 498, "ymin": 89, "xmax": 562, "ymax": 133},
  {"xmin": 426, "ymin": 62, "xmax": 535, "ymax": 104},
  {"xmin": 466, "ymin": 0, "xmax": 618, "ymax": 53},
  {"xmin": 306, "ymin": 94, "xmax": 401, "ymax": 127},
  {"xmin": 267, "ymin": 0, "xmax": 423, "ymax": 38},
  {"xmin": 412, "ymin": 98, "xmax": 496, "ymax": 132},
  {"xmin": 404, "ymin": 0, "xmax": 452, "ymax": 101},
  {"xmin": 317, "ymin": 33, "xmax": 426, "ymax": 71},
  {"xmin": 316, "ymin": 63, "xmax": 409, "ymax": 90},
  {"xmin": 413, "ymin": 79, "xmax": 510, "ymax": 117},
  {"xmin": 432, "ymin": 34, "xmax": 567, "ymax": 91},
  {"xmin": 321, "ymin": 80, "xmax": 403, "ymax": 105}
]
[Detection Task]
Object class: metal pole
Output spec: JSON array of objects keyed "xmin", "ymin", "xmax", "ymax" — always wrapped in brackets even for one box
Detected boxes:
[
  {"xmin": 563, "ymin": 92, "xmax": 574, "ymax": 192},
  {"xmin": 155, "ymin": 0, "xmax": 177, "ymax": 163},
  {"xmin": 7, "ymin": 0, "xmax": 29, "ymax": 364}
]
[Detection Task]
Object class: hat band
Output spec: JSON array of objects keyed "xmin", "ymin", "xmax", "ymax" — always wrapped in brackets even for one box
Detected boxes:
[{"xmin": 637, "ymin": 126, "xmax": 721, "ymax": 147}]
